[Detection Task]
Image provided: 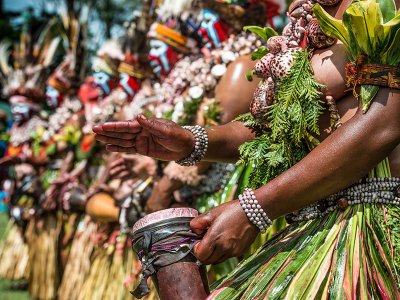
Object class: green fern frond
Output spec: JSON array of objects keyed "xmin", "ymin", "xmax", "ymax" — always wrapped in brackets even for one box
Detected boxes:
[{"xmin": 237, "ymin": 49, "xmax": 325, "ymax": 188}]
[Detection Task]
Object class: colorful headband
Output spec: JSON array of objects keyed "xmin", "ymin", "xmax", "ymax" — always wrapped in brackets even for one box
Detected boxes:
[
  {"xmin": 118, "ymin": 62, "xmax": 146, "ymax": 79},
  {"xmin": 93, "ymin": 55, "xmax": 120, "ymax": 77},
  {"xmin": 150, "ymin": 24, "xmax": 191, "ymax": 53},
  {"xmin": 46, "ymin": 76, "xmax": 69, "ymax": 94}
]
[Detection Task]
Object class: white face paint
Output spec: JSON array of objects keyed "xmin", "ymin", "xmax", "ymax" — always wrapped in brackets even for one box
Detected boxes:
[
  {"xmin": 149, "ymin": 39, "xmax": 171, "ymax": 75},
  {"xmin": 46, "ymin": 86, "xmax": 61, "ymax": 108},
  {"xmin": 11, "ymin": 103, "xmax": 32, "ymax": 122},
  {"xmin": 200, "ymin": 10, "xmax": 222, "ymax": 47},
  {"xmin": 93, "ymin": 71, "xmax": 112, "ymax": 95}
]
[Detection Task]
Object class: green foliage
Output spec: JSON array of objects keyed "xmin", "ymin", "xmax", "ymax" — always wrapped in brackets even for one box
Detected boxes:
[
  {"xmin": 203, "ymin": 99, "xmax": 221, "ymax": 126},
  {"xmin": 243, "ymin": 26, "xmax": 278, "ymax": 41},
  {"xmin": 177, "ymin": 97, "xmax": 203, "ymax": 126},
  {"xmin": 237, "ymin": 49, "xmax": 325, "ymax": 188},
  {"xmin": 246, "ymin": 69, "xmax": 254, "ymax": 81},
  {"xmin": 314, "ymin": 0, "xmax": 400, "ymax": 112},
  {"xmin": 161, "ymin": 109, "xmax": 173, "ymax": 120},
  {"xmin": 251, "ymin": 47, "xmax": 269, "ymax": 60},
  {"xmin": 270, "ymin": 50, "xmax": 325, "ymax": 144},
  {"xmin": 235, "ymin": 113, "xmax": 267, "ymax": 134}
]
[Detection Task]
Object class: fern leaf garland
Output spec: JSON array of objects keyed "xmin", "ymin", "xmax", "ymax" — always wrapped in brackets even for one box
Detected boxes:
[{"xmin": 238, "ymin": 49, "xmax": 325, "ymax": 188}]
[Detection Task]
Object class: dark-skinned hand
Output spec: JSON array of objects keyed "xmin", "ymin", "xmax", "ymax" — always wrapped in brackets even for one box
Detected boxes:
[
  {"xmin": 145, "ymin": 188, "xmax": 173, "ymax": 213},
  {"xmin": 108, "ymin": 157, "xmax": 134, "ymax": 181},
  {"xmin": 190, "ymin": 200, "xmax": 259, "ymax": 265},
  {"xmin": 92, "ymin": 115, "xmax": 195, "ymax": 161}
]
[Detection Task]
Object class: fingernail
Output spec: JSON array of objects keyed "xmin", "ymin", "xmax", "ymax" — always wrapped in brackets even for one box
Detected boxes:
[{"xmin": 138, "ymin": 114, "xmax": 147, "ymax": 121}]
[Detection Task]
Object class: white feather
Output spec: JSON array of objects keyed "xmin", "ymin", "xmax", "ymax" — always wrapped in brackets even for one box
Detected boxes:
[
  {"xmin": 42, "ymin": 36, "xmax": 62, "ymax": 67},
  {"xmin": 97, "ymin": 40, "xmax": 124, "ymax": 61},
  {"xmin": 157, "ymin": 0, "xmax": 194, "ymax": 20},
  {"xmin": 0, "ymin": 41, "xmax": 12, "ymax": 76}
]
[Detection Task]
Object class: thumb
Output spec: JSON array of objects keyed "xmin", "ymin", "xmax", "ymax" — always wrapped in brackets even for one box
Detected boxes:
[
  {"xmin": 190, "ymin": 212, "xmax": 213, "ymax": 235},
  {"xmin": 136, "ymin": 115, "xmax": 170, "ymax": 138}
]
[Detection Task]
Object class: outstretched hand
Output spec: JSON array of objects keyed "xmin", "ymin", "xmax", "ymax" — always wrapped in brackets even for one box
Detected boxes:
[
  {"xmin": 190, "ymin": 200, "xmax": 259, "ymax": 265},
  {"xmin": 93, "ymin": 115, "xmax": 195, "ymax": 161}
]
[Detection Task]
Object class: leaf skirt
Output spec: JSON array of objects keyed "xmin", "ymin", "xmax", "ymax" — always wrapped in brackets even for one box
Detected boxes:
[{"xmin": 208, "ymin": 203, "xmax": 400, "ymax": 299}]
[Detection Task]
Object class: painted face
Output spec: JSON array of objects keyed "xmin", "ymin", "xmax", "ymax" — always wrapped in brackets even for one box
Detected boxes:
[
  {"xmin": 11, "ymin": 103, "xmax": 34, "ymax": 123},
  {"xmin": 45, "ymin": 86, "xmax": 65, "ymax": 109},
  {"xmin": 198, "ymin": 10, "xmax": 229, "ymax": 48},
  {"xmin": 118, "ymin": 73, "xmax": 141, "ymax": 97},
  {"xmin": 78, "ymin": 72, "xmax": 118, "ymax": 103},
  {"xmin": 148, "ymin": 39, "xmax": 179, "ymax": 77}
]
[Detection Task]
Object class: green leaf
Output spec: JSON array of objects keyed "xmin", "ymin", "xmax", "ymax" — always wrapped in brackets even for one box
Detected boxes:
[
  {"xmin": 343, "ymin": 0, "xmax": 383, "ymax": 59},
  {"xmin": 377, "ymin": 0, "xmax": 396, "ymax": 22},
  {"xmin": 243, "ymin": 26, "xmax": 278, "ymax": 41},
  {"xmin": 382, "ymin": 28, "xmax": 400, "ymax": 65},
  {"xmin": 264, "ymin": 27, "xmax": 279, "ymax": 39},
  {"xmin": 313, "ymin": 4, "xmax": 351, "ymax": 52},
  {"xmin": 251, "ymin": 47, "xmax": 269, "ymax": 60},
  {"xmin": 246, "ymin": 69, "xmax": 254, "ymax": 81},
  {"xmin": 380, "ymin": 13, "xmax": 400, "ymax": 48},
  {"xmin": 360, "ymin": 85, "xmax": 379, "ymax": 113}
]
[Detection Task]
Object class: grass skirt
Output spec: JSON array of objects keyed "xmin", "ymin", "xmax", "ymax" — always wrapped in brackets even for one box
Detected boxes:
[
  {"xmin": 79, "ymin": 228, "xmax": 158, "ymax": 300},
  {"xmin": 26, "ymin": 213, "xmax": 61, "ymax": 300},
  {"xmin": 0, "ymin": 220, "xmax": 29, "ymax": 281},
  {"xmin": 209, "ymin": 204, "xmax": 400, "ymax": 299},
  {"xmin": 58, "ymin": 218, "xmax": 97, "ymax": 300}
]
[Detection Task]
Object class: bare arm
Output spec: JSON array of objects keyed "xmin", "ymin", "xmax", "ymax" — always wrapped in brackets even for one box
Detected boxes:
[
  {"xmin": 94, "ymin": 54, "xmax": 258, "ymax": 164},
  {"xmin": 258, "ymin": 88, "xmax": 400, "ymax": 219},
  {"xmin": 204, "ymin": 121, "xmax": 255, "ymax": 162},
  {"xmin": 190, "ymin": 88, "xmax": 400, "ymax": 264}
]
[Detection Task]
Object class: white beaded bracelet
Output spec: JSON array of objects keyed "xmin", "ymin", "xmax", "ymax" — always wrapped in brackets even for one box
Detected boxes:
[
  {"xmin": 176, "ymin": 125, "xmax": 208, "ymax": 166},
  {"xmin": 239, "ymin": 188, "xmax": 273, "ymax": 233}
]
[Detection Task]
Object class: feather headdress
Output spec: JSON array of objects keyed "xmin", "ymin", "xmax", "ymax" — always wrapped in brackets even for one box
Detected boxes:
[
  {"xmin": 0, "ymin": 18, "xmax": 67, "ymax": 103},
  {"xmin": 46, "ymin": 2, "xmax": 90, "ymax": 95}
]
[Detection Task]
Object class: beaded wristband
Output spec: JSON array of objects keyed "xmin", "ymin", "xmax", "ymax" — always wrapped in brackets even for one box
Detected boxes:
[
  {"xmin": 176, "ymin": 125, "xmax": 208, "ymax": 166},
  {"xmin": 239, "ymin": 188, "xmax": 273, "ymax": 233}
]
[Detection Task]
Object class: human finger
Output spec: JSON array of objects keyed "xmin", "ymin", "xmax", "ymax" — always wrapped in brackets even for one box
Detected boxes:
[
  {"xmin": 116, "ymin": 171, "xmax": 131, "ymax": 180},
  {"xmin": 106, "ymin": 145, "xmax": 137, "ymax": 153},
  {"xmin": 109, "ymin": 158, "xmax": 125, "ymax": 169},
  {"xmin": 98, "ymin": 120, "xmax": 142, "ymax": 133},
  {"xmin": 136, "ymin": 115, "xmax": 173, "ymax": 138},
  {"xmin": 190, "ymin": 212, "xmax": 213, "ymax": 235},
  {"xmin": 95, "ymin": 135, "xmax": 136, "ymax": 147},
  {"xmin": 109, "ymin": 164, "xmax": 126, "ymax": 177},
  {"xmin": 93, "ymin": 131, "xmax": 137, "ymax": 140},
  {"xmin": 193, "ymin": 232, "xmax": 215, "ymax": 264}
]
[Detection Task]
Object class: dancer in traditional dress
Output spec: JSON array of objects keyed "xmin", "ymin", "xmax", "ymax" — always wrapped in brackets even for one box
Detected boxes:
[
  {"xmin": 95, "ymin": 0, "xmax": 400, "ymax": 298},
  {"xmin": 0, "ymin": 19, "xmax": 66, "ymax": 294}
]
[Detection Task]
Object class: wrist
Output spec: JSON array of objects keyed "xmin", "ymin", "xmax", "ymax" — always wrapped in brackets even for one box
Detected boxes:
[
  {"xmin": 235, "ymin": 200, "xmax": 259, "ymax": 231},
  {"xmin": 176, "ymin": 126, "xmax": 208, "ymax": 166},
  {"xmin": 238, "ymin": 188, "xmax": 273, "ymax": 233},
  {"xmin": 182, "ymin": 128, "xmax": 196, "ymax": 159}
]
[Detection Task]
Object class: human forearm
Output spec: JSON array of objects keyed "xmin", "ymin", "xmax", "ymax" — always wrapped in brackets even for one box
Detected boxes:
[
  {"xmin": 204, "ymin": 121, "xmax": 255, "ymax": 163},
  {"xmin": 255, "ymin": 89, "xmax": 400, "ymax": 219}
]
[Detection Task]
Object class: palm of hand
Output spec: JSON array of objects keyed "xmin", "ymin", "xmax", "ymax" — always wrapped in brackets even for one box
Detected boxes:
[{"xmin": 93, "ymin": 116, "xmax": 194, "ymax": 161}]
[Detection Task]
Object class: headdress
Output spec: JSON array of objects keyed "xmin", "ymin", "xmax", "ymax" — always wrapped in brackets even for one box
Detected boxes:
[
  {"xmin": 93, "ymin": 40, "xmax": 125, "ymax": 78},
  {"xmin": 0, "ymin": 18, "xmax": 67, "ymax": 104},
  {"xmin": 46, "ymin": 4, "xmax": 90, "ymax": 97},
  {"xmin": 148, "ymin": 22, "xmax": 199, "ymax": 54}
]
